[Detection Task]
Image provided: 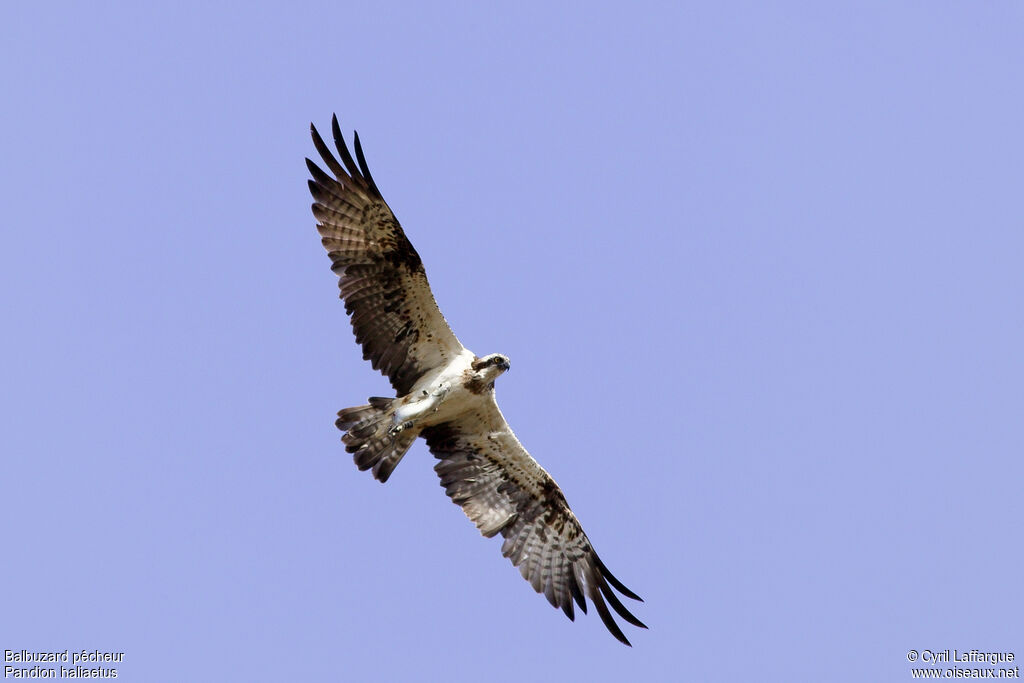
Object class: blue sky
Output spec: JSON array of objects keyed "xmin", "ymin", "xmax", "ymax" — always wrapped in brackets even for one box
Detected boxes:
[{"xmin": 2, "ymin": 2, "xmax": 1022, "ymax": 681}]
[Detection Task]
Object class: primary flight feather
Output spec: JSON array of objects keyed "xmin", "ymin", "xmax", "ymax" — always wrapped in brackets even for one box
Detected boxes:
[{"xmin": 306, "ymin": 115, "xmax": 646, "ymax": 645}]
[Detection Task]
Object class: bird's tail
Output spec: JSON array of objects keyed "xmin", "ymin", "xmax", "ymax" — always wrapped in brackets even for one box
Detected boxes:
[{"xmin": 336, "ymin": 397, "xmax": 417, "ymax": 483}]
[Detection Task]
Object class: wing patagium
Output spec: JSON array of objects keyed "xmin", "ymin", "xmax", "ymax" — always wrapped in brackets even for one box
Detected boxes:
[
  {"xmin": 306, "ymin": 115, "xmax": 464, "ymax": 394},
  {"xmin": 422, "ymin": 397, "xmax": 647, "ymax": 646}
]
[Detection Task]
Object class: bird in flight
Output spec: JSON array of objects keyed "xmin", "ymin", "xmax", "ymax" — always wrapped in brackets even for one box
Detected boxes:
[{"xmin": 306, "ymin": 115, "xmax": 646, "ymax": 645}]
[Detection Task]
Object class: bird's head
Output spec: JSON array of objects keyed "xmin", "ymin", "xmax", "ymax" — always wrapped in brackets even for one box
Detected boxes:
[{"xmin": 471, "ymin": 353, "xmax": 511, "ymax": 383}]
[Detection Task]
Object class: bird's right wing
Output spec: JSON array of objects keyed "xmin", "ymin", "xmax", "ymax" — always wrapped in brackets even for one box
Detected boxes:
[{"xmin": 306, "ymin": 115, "xmax": 465, "ymax": 394}]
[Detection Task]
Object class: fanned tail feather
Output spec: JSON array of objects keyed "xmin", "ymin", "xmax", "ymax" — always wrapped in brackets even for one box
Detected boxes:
[{"xmin": 336, "ymin": 397, "xmax": 417, "ymax": 483}]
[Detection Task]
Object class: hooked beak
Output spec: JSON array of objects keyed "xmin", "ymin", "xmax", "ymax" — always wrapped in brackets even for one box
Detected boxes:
[{"xmin": 498, "ymin": 359, "xmax": 511, "ymax": 372}]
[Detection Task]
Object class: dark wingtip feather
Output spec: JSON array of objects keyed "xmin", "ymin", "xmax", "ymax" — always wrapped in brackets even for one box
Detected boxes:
[
  {"xmin": 595, "ymin": 555, "xmax": 643, "ymax": 602},
  {"xmin": 591, "ymin": 588, "xmax": 632, "ymax": 646},
  {"xmin": 353, "ymin": 131, "xmax": 382, "ymax": 197},
  {"xmin": 310, "ymin": 124, "xmax": 347, "ymax": 178},
  {"xmin": 580, "ymin": 564, "xmax": 632, "ymax": 645},
  {"xmin": 599, "ymin": 578, "xmax": 648, "ymax": 630},
  {"xmin": 330, "ymin": 114, "xmax": 361, "ymax": 179},
  {"xmin": 307, "ymin": 157, "xmax": 344, "ymax": 193},
  {"xmin": 305, "ymin": 157, "xmax": 326, "ymax": 181}
]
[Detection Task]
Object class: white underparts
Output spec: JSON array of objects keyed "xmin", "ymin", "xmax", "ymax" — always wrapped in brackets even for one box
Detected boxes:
[
  {"xmin": 392, "ymin": 349, "xmax": 479, "ymax": 429},
  {"xmin": 393, "ymin": 382, "xmax": 449, "ymax": 425}
]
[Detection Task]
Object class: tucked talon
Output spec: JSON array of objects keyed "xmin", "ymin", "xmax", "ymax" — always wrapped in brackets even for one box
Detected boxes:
[{"xmin": 388, "ymin": 420, "xmax": 415, "ymax": 438}]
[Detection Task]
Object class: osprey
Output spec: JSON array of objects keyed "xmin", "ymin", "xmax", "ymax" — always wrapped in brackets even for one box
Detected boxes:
[{"xmin": 306, "ymin": 115, "xmax": 646, "ymax": 645}]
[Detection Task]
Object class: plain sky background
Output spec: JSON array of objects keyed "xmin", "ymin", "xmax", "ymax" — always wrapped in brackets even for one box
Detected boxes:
[{"xmin": 2, "ymin": 2, "xmax": 1022, "ymax": 681}]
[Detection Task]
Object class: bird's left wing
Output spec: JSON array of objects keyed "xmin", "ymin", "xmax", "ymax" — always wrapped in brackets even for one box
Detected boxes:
[
  {"xmin": 421, "ymin": 395, "xmax": 647, "ymax": 645},
  {"xmin": 306, "ymin": 115, "xmax": 465, "ymax": 394}
]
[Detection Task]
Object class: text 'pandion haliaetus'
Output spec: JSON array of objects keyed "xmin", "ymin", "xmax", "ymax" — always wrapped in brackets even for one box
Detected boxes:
[{"xmin": 306, "ymin": 115, "xmax": 646, "ymax": 645}]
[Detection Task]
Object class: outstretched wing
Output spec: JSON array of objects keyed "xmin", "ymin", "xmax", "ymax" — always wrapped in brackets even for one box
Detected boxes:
[
  {"xmin": 306, "ymin": 115, "xmax": 464, "ymax": 394},
  {"xmin": 421, "ymin": 395, "xmax": 646, "ymax": 645}
]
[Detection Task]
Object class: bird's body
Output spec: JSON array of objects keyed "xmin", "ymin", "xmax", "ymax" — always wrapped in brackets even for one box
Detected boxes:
[
  {"xmin": 306, "ymin": 115, "xmax": 646, "ymax": 645},
  {"xmin": 392, "ymin": 349, "xmax": 502, "ymax": 429}
]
